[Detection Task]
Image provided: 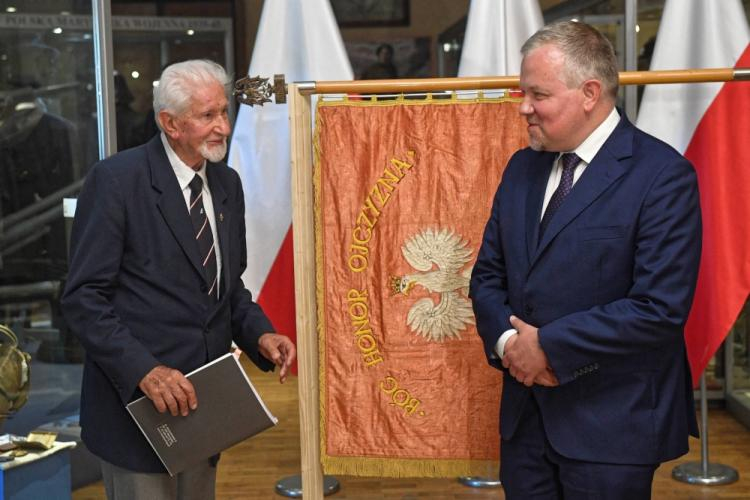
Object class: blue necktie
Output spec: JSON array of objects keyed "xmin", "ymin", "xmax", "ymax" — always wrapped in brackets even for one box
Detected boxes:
[
  {"xmin": 539, "ymin": 152, "xmax": 581, "ymax": 239},
  {"xmin": 189, "ymin": 175, "xmax": 218, "ymax": 302}
]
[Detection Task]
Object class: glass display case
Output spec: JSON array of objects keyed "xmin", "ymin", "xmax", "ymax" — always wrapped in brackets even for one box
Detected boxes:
[
  {"xmin": 727, "ymin": 300, "xmax": 750, "ymax": 426},
  {"xmin": 0, "ymin": 7, "xmax": 233, "ymax": 436},
  {"xmin": 1, "ymin": 7, "xmax": 95, "ymax": 436}
]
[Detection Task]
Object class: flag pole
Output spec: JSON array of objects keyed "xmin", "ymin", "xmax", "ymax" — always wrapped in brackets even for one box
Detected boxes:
[
  {"xmin": 672, "ymin": 372, "xmax": 739, "ymax": 485},
  {"xmin": 236, "ymin": 68, "xmax": 750, "ymax": 102},
  {"xmin": 235, "ymin": 77, "xmax": 340, "ymax": 499},
  {"xmin": 458, "ymin": 475, "xmax": 501, "ymax": 489},
  {"xmin": 295, "ymin": 67, "xmax": 750, "ymax": 95},
  {"xmin": 278, "ymin": 83, "xmax": 339, "ymax": 499}
]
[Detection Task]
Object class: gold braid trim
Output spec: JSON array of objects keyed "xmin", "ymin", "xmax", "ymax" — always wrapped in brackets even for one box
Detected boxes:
[
  {"xmin": 313, "ymin": 100, "xmax": 329, "ymax": 464},
  {"xmin": 317, "ymin": 91, "xmax": 522, "ymax": 108},
  {"xmin": 321, "ymin": 455, "xmax": 499, "ymax": 478}
]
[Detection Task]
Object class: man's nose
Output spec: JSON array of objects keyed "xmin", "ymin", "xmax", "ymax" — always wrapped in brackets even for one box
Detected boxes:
[
  {"xmin": 216, "ymin": 114, "xmax": 231, "ymax": 135},
  {"xmin": 519, "ymin": 96, "xmax": 533, "ymax": 115}
]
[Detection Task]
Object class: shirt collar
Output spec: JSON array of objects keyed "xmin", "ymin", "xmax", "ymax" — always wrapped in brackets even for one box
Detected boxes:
[
  {"xmin": 161, "ymin": 132, "xmax": 207, "ymax": 191},
  {"xmin": 568, "ymin": 107, "xmax": 620, "ymax": 165}
]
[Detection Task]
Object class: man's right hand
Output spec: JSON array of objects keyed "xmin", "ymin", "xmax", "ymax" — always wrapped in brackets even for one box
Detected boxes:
[
  {"xmin": 138, "ymin": 365, "xmax": 197, "ymax": 416},
  {"xmin": 504, "ymin": 333, "xmax": 559, "ymax": 387}
]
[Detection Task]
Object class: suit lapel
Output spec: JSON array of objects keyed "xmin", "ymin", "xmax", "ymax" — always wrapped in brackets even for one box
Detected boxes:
[
  {"xmin": 525, "ymin": 152, "xmax": 556, "ymax": 261},
  {"xmin": 532, "ymin": 113, "xmax": 634, "ymax": 263},
  {"xmin": 148, "ymin": 137, "xmax": 206, "ymax": 281},
  {"xmin": 206, "ymin": 163, "xmax": 231, "ymax": 302}
]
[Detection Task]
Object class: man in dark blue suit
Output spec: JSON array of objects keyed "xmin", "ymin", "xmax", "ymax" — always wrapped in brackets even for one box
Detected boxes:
[
  {"xmin": 470, "ymin": 21, "xmax": 701, "ymax": 499},
  {"xmin": 62, "ymin": 60, "xmax": 295, "ymax": 499}
]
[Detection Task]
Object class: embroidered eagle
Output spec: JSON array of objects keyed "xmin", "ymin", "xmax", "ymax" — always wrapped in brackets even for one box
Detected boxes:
[{"xmin": 390, "ymin": 228, "xmax": 475, "ymax": 342}]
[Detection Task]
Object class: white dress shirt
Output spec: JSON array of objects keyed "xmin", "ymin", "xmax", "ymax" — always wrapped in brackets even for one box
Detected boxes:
[
  {"xmin": 494, "ymin": 107, "xmax": 620, "ymax": 358},
  {"xmin": 161, "ymin": 133, "xmax": 223, "ymax": 296}
]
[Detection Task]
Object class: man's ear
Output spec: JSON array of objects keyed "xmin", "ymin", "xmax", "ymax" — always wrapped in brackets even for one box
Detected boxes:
[
  {"xmin": 158, "ymin": 110, "xmax": 181, "ymax": 140},
  {"xmin": 581, "ymin": 79, "xmax": 602, "ymax": 112}
]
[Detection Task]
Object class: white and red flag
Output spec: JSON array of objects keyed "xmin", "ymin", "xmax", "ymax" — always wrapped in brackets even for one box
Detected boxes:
[
  {"xmin": 228, "ymin": 0, "xmax": 352, "ymax": 348},
  {"xmin": 458, "ymin": 0, "xmax": 542, "ymax": 77},
  {"xmin": 637, "ymin": 0, "xmax": 750, "ymax": 385}
]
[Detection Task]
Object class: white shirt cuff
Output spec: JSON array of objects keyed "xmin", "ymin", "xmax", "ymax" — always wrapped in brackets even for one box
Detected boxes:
[{"xmin": 494, "ymin": 329, "xmax": 518, "ymax": 359}]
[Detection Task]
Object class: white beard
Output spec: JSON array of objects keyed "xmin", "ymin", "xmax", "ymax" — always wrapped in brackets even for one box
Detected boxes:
[{"xmin": 200, "ymin": 138, "xmax": 227, "ymax": 163}]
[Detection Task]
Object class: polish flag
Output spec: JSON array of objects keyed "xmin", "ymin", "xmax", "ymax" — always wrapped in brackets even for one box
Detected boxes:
[
  {"xmin": 228, "ymin": 0, "xmax": 352, "ymax": 349},
  {"xmin": 458, "ymin": 0, "xmax": 542, "ymax": 77},
  {"xmin": 637, "ymin": 0, "xmax": 750, "ymax": 385}
]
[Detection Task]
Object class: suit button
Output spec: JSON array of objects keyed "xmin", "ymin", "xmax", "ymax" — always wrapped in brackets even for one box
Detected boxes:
[
  {"xmin": 524, "ymin": 304, "xmax": 533, "ymax": 316},
  {"xmin": 200, "ymin": 284, "xmax": 207, "ymax": 292}
]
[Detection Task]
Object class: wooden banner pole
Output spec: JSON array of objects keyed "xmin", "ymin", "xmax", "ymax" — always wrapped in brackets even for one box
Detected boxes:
[
  {"xmin": 288, "ymin": 83, "xmax": 324, "ymax": 500},
  {"xmin": 292, "ymin": 67, "xmax": 749, "ymax": 96}
]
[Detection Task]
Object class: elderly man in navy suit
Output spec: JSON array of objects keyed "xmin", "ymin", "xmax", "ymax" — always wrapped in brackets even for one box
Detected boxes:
[
  {"xmin": 470, "ymin": 21, "xmax": 700, "ymax": 499},
  {"xmin": 62, "ymin": 60, "xmax": 295, "ymax": 500}
]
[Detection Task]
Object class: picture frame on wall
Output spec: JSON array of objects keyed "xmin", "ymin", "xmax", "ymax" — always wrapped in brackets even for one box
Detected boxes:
[
  {"xmin": 345, "ymin": 38, "xmax": 431, "ymax": 80},
  {"xmin": 331, "ymin": 0, "xmax": 410, "ymax": 28}
]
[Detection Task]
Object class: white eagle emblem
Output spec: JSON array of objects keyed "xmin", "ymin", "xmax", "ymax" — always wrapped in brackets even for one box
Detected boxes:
[{"xmin": 390, "ymin": 228, "xmax": 475, "ymax": 342}]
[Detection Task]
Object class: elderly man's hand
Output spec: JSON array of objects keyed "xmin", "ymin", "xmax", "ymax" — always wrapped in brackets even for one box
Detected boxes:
[
  {"xmin": 258, "ymin": 333, "xmax": 296, "ymax": 383},
  {"xmin": 139, "ymin": 365, "xmax": 197, "ymax": 416}
]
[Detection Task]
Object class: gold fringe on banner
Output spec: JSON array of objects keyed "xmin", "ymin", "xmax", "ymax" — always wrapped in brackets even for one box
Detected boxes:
[
  {"xmin": 317, "ymin": 90, "xmax": 522, "ymax": 107},
  {"xmin": 321, "ymin": 455, "xmax": 498, "ymax": 479},
  {"xmin": 313, "ymin": 105, "xmax": 329, "ymax": 474}
]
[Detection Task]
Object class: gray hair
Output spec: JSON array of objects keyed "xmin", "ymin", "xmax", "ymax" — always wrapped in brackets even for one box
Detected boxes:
[
  {"xmin": 521, "ymin": 20, "xmax": 619, "ymax": 100},
  {"xmin": 153, "ymin": 59, "xmax": 231, "ymax": 130}
]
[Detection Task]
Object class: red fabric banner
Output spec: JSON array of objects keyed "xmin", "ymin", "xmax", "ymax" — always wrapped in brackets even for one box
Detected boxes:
[{"xmin": 315, "ymin": 97, "xmax": 527, "ymax": 477}]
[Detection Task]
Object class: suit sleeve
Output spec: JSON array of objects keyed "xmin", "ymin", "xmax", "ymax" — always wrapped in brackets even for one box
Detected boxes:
[
  {"xmin": 470, "ymin": 167, "xmax": 515, "ymax": 370},
  {"xmin": 61, "ymin": 163, "xmax": 160, "ymax": 403},
  {"xmin": 227, "ymin": 171, "xmax": 276, "ymax": 372},
  {"xmin": 539, "ymin": 156, "xmax": 702, "ymax": 385}
]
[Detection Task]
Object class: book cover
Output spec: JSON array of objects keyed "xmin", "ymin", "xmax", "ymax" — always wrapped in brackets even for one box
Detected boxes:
[{"xmin": 126, "ymin": 353, "xmax": 277, "ymax": 476}]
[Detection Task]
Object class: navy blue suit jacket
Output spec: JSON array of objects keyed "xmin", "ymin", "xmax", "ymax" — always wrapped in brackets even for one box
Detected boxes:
[
  {"xmin": 62, "ymin": 135, "xmax": 276, "ymax": 472},
  {"xmin": 470, "ymin": 113, "xmax": 700, "ymax": 465}
]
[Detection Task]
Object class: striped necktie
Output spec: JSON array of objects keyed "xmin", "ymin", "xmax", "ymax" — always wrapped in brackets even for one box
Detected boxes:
[{"xmin": 189, "ymin": 174, "xmax": 218, "ymax": 301}]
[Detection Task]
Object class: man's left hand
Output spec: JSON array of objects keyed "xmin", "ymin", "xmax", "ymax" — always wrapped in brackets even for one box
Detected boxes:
[
  {"xmin": 534, "ymin": 367, "xmax": 560, "ymax": 387},
  {"xmin": 503, "ymin": 316, "xmax": 557, "ymax": 387},
  {"xmin": 258, "ymin": 333, "xmax": 296, "ymax": 383}
]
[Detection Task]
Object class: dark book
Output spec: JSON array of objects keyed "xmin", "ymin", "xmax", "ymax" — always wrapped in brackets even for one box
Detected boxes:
[{"xmin": 126, "ymin": 353, "xmax": 277, "ymax": 476}]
